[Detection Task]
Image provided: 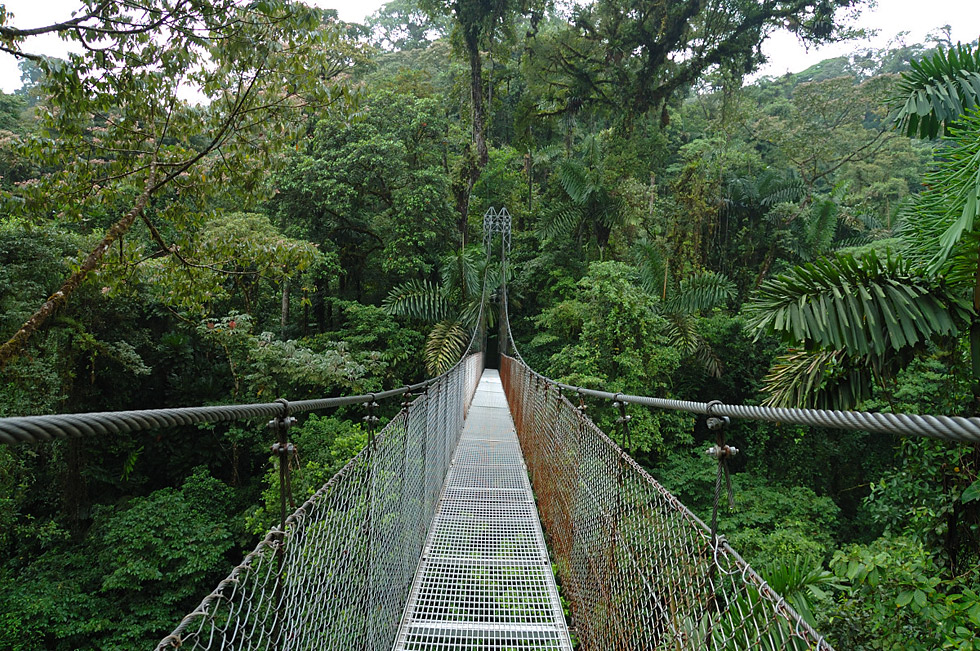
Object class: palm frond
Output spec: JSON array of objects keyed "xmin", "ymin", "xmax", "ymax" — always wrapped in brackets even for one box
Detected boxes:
[
  {"xmin": 891, "ymin": 43, "xmax": 980, "ymax": 139},
  {"xmin": 459, "ymin": 296, "xmax": 496, "ymax": 331},
  {"xmin": 633, "ymin": 238, "xmax": 669, "ymax": 297},
  {"xmin": 665, "ymin": 271, "xmax": 736, "ymax": 314},
  {"xmin": 761, "ymin": 349, "xmax": 874, "ymax": 410},
  {"xmin": 746, "ymin": 251, "xmax": 968, "ymax": 358},
  {"xmin": 761, "ymin": 556, "xmax": 840, "ymax": 629},
  {"xmin": 802, "ymin": 197, "xmax": 838, "ymax": 257},
  {"xmin": 692, "ymin": 338, "xmax": 723, "ymax": 379},
  {"xmin": 440, "ymin": 246, "xmax": 481, "ymax": 302},
  {"xmin": 664, "ymin": 312, "xmax": 698, "ymax": 354},
  {"xmin": 381, "ymin": 279, "xmax": 451, "ymax": 322},
  {"xmin": 557, "ymin": 158, "xmax": 593, "ymax": 204},
  {"xmin": 758, "ymin": 172, "xmax": 804, "ymax": 208},
  {"xmin": 424, "ymin": 320, "xmax": 469, "ymax": 376},
  {"xmin": 900, "ymin": 110, "xmax": 980, "ymax": 276},
  {"xmin": 537, "ymin": 205, "xmax": 583, "ymax": 240}
]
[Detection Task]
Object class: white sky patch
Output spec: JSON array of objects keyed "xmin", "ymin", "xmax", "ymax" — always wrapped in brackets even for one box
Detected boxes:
[{"xmin": 0, "ymin": 0, "xmax": 976, "ymax": 92}]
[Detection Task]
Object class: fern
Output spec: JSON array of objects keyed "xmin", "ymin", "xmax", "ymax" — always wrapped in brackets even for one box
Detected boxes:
[
  {"xmin": 746, "ymin": 251, "xmax": 968, "ymax": 358},
  {"xmin": 381, "ymin": 280, "xmax": 450, "ymax": 322},
  {"xmin": 665, "ymin": 271, "xmax": 735, "ymax": 314},
  {"xmin": 424, "ymin": 320, "xmax": 469, "ymax": 376}
]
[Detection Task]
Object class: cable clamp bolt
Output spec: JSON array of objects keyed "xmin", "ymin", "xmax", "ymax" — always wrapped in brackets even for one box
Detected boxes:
[
  {"xmin": 400, "ymin": 387, "xmax": 414, "ymax": 409},
  {"xmin": 704, "ymin": 400, "xmax": 729, "ymax": 431},
  {"xmin": 363, "ymin": 395, "xmax": 380, "ymax": 427},
  {"xmin": 267, "ymin": 416, "xmax": 296, "ymax": 431},
  {"xmin": 705, "ymin": 445, "xmax": 739, "ymax": 459},
  {"xmin": 271, "ymin": 442, "xmax": 296, "ymax": 456}
]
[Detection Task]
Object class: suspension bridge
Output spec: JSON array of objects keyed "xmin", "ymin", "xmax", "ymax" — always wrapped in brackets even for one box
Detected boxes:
[{"xmin": 2, "ymin": 208, "xmax": 979, "ymax": 650}]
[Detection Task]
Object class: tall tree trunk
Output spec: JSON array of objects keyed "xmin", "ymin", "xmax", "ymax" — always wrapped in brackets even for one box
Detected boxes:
[
  {"xmin": 280, "ymin": 276, "xmax": 289, "ymax": 339},
  {"xmin": 0, "ymin": 173, "xmax": 156, "ymax": 366},
  {"xmin": 448, "ymin": 24, "xmax": 491, "ymax": 248},
  {"xmin": 464, "ymin": 28, "xmax": 488, "ymax": 167}
]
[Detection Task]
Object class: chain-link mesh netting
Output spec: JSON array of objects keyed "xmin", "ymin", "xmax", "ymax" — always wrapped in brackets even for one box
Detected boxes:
[
  {"xmin": 157, "ymin": 353, "xmax": 484, "ymax": 650},
  {"xmin": 500, "ymin": 355, "xmax": 835, "ymax": 651}
]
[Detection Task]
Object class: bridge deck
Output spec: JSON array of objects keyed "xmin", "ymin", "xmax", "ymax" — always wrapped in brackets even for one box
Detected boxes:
[{"xmin": 393, "ymin": 370, "xmax": 573, "ymax": 650}]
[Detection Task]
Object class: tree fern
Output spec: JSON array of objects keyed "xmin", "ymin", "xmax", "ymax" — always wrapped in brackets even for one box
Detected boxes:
[
  {"xmin": 746, "ymin": 251, "xmax": 967, "ymax": 358},
  {"xmin": 381, "ymin": 279, "xmax": 450, "ymax": 322},
  {"xmin": 665, "ymin": 271, "xmax": 736, "ymax": 314},
  {"xmin": 424, "ymin": 320, "xmax": 469, "ymax": 376}
]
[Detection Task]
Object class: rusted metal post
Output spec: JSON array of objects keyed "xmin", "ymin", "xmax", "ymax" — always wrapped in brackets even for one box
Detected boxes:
[{"xmin": 269, "ymin": 398, "xmax": 296, "ymax": 651}]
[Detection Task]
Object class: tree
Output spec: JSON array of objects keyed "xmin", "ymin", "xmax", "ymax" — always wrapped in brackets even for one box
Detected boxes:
[
  {"xmin": 538, "ymin": 133, "xmax": 644, "ymax": 258},
  {"xmin": 367, "ymin": 0, "xmax": 450, "ymax": 51},
  {"xmin": 0, "ymin": 0, "xmax": 364, "ymax": 365},
  {"xmin": 891, "ymin": 43, "xmax": 980, "ymax": 408},
  {"xmin": 382, "ymin": 246, "xmax": 493, "ymax": 375},
  {"xmin": 526, "ymin": 0, "xmax": 865, "ymax": 130},
  {"xmin": 745, "ymin": 251, "xmax": 968, "ymax": 409},
  {"xmin": 419, "ymin": 0, "xmax": 544, "ymax": 242}
]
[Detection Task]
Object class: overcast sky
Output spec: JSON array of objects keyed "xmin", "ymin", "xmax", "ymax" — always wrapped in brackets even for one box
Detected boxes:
[{"xmin": 0, "ymin": 0, "xmax": 978, "ymax": 92}]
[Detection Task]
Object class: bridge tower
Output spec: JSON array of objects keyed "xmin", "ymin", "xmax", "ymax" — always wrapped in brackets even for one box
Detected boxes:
[{"xmin": 483, "ymin": 206, "xmax": 512, "ymax": 362}]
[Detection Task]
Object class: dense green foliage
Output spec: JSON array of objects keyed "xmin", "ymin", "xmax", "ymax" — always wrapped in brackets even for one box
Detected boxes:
[{"xmin": 0, "ymin": 0, "xmax": 978, "ymax": 647}]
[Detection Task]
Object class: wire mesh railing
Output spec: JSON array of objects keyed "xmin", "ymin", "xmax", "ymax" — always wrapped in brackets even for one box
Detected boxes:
[
  {"xmin": 157, "ymin": 351, "xmax": 484, "ymax": 650},
  {"xmin": 500, "ymin": 354, "xmax": 834, "ymax": 651}
]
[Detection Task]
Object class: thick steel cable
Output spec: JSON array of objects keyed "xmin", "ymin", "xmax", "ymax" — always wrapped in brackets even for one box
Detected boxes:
[
  {"xmin": 501, "ymin": 286, "xmax": 980, "ymax": 445},
  {"xmin": 0, "ymin": 380, "xmax": 435, "ymax": 446}
]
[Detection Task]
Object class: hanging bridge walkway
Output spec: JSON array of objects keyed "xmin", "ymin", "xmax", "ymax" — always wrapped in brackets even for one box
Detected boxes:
[
  {"xmin": 2, "ymin": 209, "xmax": 980, "ymax": 649},
  {"xmin": 393, "ymin": 370, "xmax": 572, "ymax": 650}
]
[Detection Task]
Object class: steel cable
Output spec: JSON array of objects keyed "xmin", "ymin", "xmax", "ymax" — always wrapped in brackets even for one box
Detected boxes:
[{"xmin": 502, "ymin": 286, "xmax": 980, "ymax": 445}]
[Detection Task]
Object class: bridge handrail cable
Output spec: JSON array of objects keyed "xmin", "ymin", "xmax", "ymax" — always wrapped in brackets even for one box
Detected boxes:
[{"xmin": 502, "ymin": 287, "xmax": 980, "ymax": 445}]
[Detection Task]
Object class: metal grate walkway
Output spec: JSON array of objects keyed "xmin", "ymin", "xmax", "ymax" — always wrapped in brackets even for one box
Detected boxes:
[{"xmin": 393, "ymin": 370, "xmax": 573, "ymax": 650}]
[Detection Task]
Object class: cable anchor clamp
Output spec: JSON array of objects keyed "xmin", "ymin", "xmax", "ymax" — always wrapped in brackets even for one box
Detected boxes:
[{"xmin": 705, "ymin": 444, "xmax": 739, "ymax": 459}]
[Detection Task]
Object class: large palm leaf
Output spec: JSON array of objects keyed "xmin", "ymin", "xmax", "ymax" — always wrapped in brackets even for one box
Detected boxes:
[
  {"xmin": 746, "ymin": 250, "xmax": 967, "ymax": 358},
  {"xmin": 381, "ymin": 279, "xmax": 451, "ymax": 322},
  {"xmin": 424, "ymin": 320, "xmax": 470, "ymax": 376},
  {"xmin": 900, "ymin": 110, "xmax": 980, "ymax": 276},
  {"xmin": 665, "ymin": 271, "xmax": 736, "ymax": 314},
  {"xmin": 440, "ymin": 246, "xmax": 482, "ymax": 303},
  {"xmin": 891, "ymin": 43, "xmax": 980, "ymax": 139},
  {"xmin": 761, "ymin": 349, "xmax": 875, "ymax": 409},
  {"xmin": 633, "ymin": 238, "xmax": 668, "ymax": 298}
]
